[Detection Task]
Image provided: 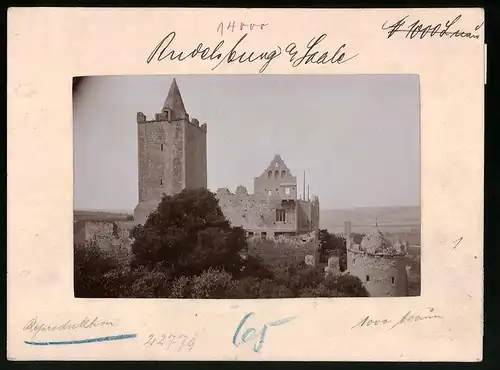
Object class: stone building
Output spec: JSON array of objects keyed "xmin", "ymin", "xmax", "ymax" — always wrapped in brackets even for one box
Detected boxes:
[
  {"xmin": 344, "ymin": 221, "xmax": 409, "ymax": 297},
  {"xmin": 216, "ymin": 155, "xmax": 320, "ymax": 237},
  {"xmin": 134, "ymin": 78, "xmax": 208, "ymax": 225}
]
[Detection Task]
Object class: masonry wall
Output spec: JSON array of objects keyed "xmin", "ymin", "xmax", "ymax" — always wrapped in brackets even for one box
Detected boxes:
[
  {"xmin": 247, "ymin": 232, "xmax": 319, "ymax": 266},
  {"xmin": 346, "ymin": 250, "xmax": 409, "ymax": 297},
  {"xmin": 137, "ymin": 120, "xmax": 168, "ymax": 202},
  {"xmin": 254, "ymin": 162, "xmax": 297, "ymax": 197},
  {"xmin": 216, "ymin": 189, "xmax": 296, "ymax": 235},
  {"xmin": 184, "ymin": 119, "xmax": 207, "ymax": 190},
  {"xmin": 296, "ymin": 200, "xmax": 312, "ymax": 232}
]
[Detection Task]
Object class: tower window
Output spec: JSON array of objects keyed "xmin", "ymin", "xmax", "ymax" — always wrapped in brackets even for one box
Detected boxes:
[
  {"xmin": 160, "ymin": 179, "xmax": 163, "ymax": 185},
  {"xmin": 276, "ymin": 209, "xmax": 286, "ymax": 222},
  {"xmin": 160, "ymin": 144, "xmax": 164, "ymax": 151},
  {"xmin": 391, "ymin": 277, "xmax": 395, "ymax": 284},
  {"xmin": 268, "ymin": 171, "xmax": 272, "ymax": 178},
  {"xmin": 281, "ymin": 170, "xmax": 286, "ymax": 178},
  {"xmin": 275, "ymin": 170, "xmax": 279, "ymax": 178},
  {"xmin": 366, "ymin": 275, "xmax": 370, "ymax": 282}
]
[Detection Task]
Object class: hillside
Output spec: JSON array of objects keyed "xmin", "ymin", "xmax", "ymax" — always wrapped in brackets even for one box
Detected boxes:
[
  {"xmin": 74, "ymin": 209, "xmax": 134, "ymax": 222},
  {"xmin": 320, "ymin": 206, "xmax": 421, "ymax": 244}
]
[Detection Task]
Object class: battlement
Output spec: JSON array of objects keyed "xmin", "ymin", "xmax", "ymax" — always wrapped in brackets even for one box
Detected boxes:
[{"xmin": 136, "ymin": 111, "xmax": 207, "ymax": 133}]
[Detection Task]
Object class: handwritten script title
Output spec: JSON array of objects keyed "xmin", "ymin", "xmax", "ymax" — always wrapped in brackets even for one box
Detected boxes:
[{"xmin": 147, "ymin": 31, "xmax": 358, "ymax": 73}]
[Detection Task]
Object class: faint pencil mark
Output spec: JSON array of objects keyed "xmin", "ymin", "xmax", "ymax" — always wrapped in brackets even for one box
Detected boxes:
[{"xmin": 452, "ymin": 237, "xmax": 463, "ymax": 249}]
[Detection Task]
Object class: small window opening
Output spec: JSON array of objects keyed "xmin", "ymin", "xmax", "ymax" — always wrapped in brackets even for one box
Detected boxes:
[
  {"xmin": 281, "ymin": 170, "xmax": 286, "ymax": 178},
  {"xmin": 160, "ymin": 179, "xmax": 163, "ymax": 185},
  {"xmin": 275, "ymin": 170, "xmax": 279, "ymax": 178},
  {"xmin": 160, "ymin": 144, "xmax": 164, "ymax": 151},
  {"xmin": 391, "ymin": 277, "xmax": 395, "ymax": 284},
  {"xmin": 261, "ymin": 232, "xmax": 267, "ymax": 237},
  {"xmin": 247, "ymin": 231, "xmax": 254, "ymax": 236},
  {"xmin": 276, "ymin": 209, "xmax": 286, "ymax": 222},
  {"xmin": 268, "ymin": 171, "xmax": 272, "ymax": 178},
  {"xmin": 366, "ymin": 275, "xmax": 370, "ymax": 282}
]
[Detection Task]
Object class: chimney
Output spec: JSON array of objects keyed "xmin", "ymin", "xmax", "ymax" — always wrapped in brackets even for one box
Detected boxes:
[{"xmin": 303, "ymin": 171, "xmax": 306, "ymax": 201}]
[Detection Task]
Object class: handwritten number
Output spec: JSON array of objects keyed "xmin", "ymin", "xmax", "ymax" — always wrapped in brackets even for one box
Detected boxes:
[
  {"xmin": 382, "ymin": 15, "xmax": 481, "ymax": 40},
  {"xmin": 177, "ymin": 334, "xmax": 188, "ymax": 352},
  {"xmin": 143, "ymin": 334, "xmax": 155, "ymax": 346},
  {"xmin": 187, "ymin": 337, "xmax": 196, "ymax": 351},
  {"xmin": 158, "ymin": 334, "xmax": 165, "ymax": 346}
]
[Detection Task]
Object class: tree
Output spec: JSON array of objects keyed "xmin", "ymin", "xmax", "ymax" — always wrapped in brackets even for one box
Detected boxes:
[
  {"xmin": 130, "ymin": 188, "xmax": 249, "ymax": 278},
  {"xmin": 74, "ymin": 240, "xmax": 120, "ymax": 298},
  {"xmin": 318, "ymin": 230, "xmax": 347, "ymax": 270}
]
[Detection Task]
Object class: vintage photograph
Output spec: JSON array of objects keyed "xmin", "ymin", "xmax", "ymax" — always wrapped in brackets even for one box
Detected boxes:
[{"xmin": 73, "ymin": 75, "xmax": 421, "ymax": 299}]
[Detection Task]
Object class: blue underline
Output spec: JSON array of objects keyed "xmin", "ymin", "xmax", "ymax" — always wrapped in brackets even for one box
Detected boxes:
[{"xmin": 24, "ymin": 333, "xmax": 137, "ymax": 346}]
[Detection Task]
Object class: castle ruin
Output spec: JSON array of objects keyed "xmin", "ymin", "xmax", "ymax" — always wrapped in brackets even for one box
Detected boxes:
[
  {"xmin": 344, "ymin": 221, "xmax": 409, "ymax": 297},
  {"xmin": 216, "ymin": 155, "xmax": 320, "ymax": 237},
  {"xmin": 75, "ymin": 78, "xmax": 320, "ymax": 255}
]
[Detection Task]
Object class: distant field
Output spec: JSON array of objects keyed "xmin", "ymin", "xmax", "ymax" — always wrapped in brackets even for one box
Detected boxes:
[
  {"xmin": 74, "ymin": 210, "xmax": 133, "ymax": 222},
  {"xmin": 320, "ymin": 205, "xmax": 421, "ymax": 245},
  {"xmin": 320, "ymin": 206, "xmax": 420, "ymax": 232}
]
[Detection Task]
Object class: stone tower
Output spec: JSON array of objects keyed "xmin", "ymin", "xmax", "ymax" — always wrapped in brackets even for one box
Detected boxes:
[
  {"xmin": 134, "ymin": 78, "xmax": 207, "ymax": 225},
  {"xmin": 344, "ymin": 221, "xmax": 409, "ymax": 297}
]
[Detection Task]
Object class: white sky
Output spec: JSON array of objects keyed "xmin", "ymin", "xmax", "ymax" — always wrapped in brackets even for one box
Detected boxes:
[{"xmin": 73, "ymin": 74, "xmax": 420, "ymax": 212}]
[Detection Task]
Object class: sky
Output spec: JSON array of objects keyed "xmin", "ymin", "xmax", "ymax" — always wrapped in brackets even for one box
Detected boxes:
[{"xmin": 73, "ymin": 74, "xmax": 420, "ymax": 212}]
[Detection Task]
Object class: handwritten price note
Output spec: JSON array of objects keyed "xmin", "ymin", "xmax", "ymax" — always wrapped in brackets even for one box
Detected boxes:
[
  {"xmin": 232, "ymin": 312, "xmax": 296, "ymax": 353},
  {"xmin": 217, "ymin": 21, "xmax": 269, "ymax": 36},
  {"xmin": 143, "ymin": 333, "xmax": 196, "ymax": 352}
]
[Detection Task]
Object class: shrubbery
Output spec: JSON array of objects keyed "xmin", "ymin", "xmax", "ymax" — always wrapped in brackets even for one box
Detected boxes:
[{"xmin": 74, "ymin": 189, "xmax": 369, "ymax": 298}]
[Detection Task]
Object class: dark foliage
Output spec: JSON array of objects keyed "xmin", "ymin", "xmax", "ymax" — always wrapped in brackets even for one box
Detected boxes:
[
  {"xmin": 75, "ymin": 189, "xmax": 370, "ymax": 299},
  {"xmin": 130, "ymin": 188, "xmax": 248, "ymax": 278},
  {"xmin": 318, "ymin": 229, "xmax": 347, "ymax": 270}
]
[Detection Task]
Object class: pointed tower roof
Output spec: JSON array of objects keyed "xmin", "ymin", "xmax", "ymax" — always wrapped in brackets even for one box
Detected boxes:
[{"xmin": 162, "ymin": 78, "xmax": 187, "ymax": 120}]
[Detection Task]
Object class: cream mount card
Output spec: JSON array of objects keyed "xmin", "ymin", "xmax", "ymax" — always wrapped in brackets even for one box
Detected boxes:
[{"xmin": 7, "ymin": 7, "xmax": 484, "ymax": 361}]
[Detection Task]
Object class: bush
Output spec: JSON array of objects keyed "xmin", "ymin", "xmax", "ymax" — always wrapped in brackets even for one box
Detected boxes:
[{"xmin": 189, "ymin": 268, "xmax": 237, "ymax": 299}]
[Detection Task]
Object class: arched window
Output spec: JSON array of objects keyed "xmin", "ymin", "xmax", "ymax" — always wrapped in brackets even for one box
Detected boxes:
[
  {"xmin": 281, "ymin": 170, "xmax": 286, "ymax": 178},
  {"xmin": 268, "ymin": 171, "xmax": 272, "ymax": 178},
  {"xmin": 275, "ymin": 170, "xmax": 279, "ymax": 178}
]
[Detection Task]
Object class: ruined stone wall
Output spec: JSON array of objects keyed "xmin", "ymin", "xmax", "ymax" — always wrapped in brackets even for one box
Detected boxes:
[
  {"xmin": 216, "ymin": 188, "xmax": 296, "ymax": 235},
  {"xmin": 76, "ymin": 221, "xmax": 134, "ymax": 266},
  {"xmin": 311, "ymin": 198, "xmax": 320, "ymax": 231},
  {"xmin": 346, "ymin": 250, "xmax": 409, "ymax": 297},
  {"xmin": 83, "ymin": 221, "xmax": 134, "ymax": 242},
  {"xmin": 247, "ymin": 232, "xmax": 319, "ymax": 266},
  {"xmin": 296, "ymin": 200, "xmax": 311, "ymax": 232},
  {"xmin": 254, "ymin": 168, "xmax": 297, "ymax": 197},
  {"xmin": 184, "ymin": 118, "xmax": 207, "ymax": 190}
]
